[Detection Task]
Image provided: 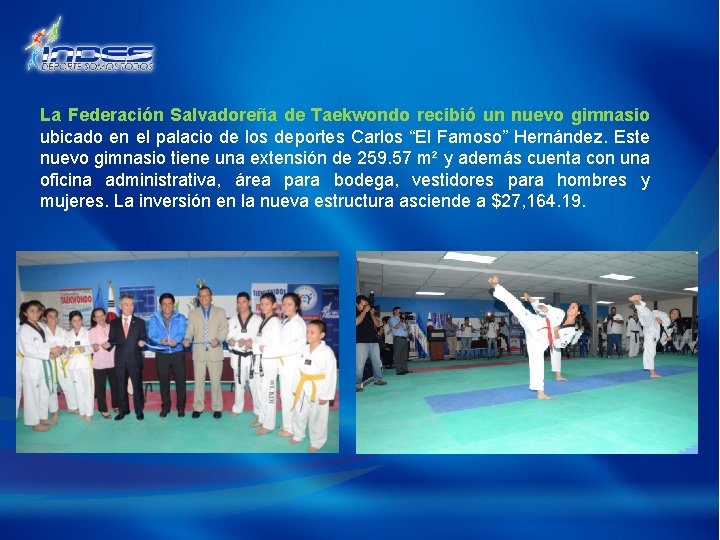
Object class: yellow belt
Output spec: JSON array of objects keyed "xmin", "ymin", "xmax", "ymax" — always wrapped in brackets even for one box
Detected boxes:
[
  {"xmin": 292, "ymin": 371, "xmax": 326, "ymax": 409},
  {"xmin": 16, "ymin": 353, "xmax": 23, "ymax": 359},
  {"xmin": 60, "ymin": 356, "xmax": 71, "ymax": 378}
]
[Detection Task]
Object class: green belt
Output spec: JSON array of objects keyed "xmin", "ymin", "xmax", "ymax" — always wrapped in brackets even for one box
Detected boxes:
[{"xmin": 41, "ymin": 359, "xmax": 53, "ymax": 391}]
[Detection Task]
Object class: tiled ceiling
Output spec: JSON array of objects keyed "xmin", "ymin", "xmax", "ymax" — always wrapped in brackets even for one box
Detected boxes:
[
  {"xmin": 16, "ymin": 251, "xmax": 337, "ymax": 266},
  {"xmin": 357, "ymin": 251, "xmax": 698, "ymax": 304}
]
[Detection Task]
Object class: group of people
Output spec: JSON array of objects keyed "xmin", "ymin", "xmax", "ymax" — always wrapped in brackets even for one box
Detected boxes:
[
  {"xmin": 599, "ymin": 307, "xmax": 695, "ymax": 359},
  {"xmin": 356, "ymin": 297, "xmax": 420, "ymax": 392},
  {"xmin": 16, "ymin": 296, "xmax": 147, "ymax": 431},
  {"xmin": 357, "ymin": 298, "xmax": 515, "ymax": 386},
  {"xmin": 16, "ymin": 287, "xmax": 337, "ymax": 452},
  {"xmin": 442, "ymin": 316, "xmax": 510, "ymax": 359}
]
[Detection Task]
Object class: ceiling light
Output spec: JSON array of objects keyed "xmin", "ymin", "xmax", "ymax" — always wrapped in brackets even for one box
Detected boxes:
[
  {"xmin": 599, "ymin": 273, "xmax": 635, "ymax": 281},
  {"xmin": 519, "ymin": 296, "xmax": 545, "ymax": 301},
  {"xmin": 443, "ymin": 252, "xmax": 497, "ymax": 264},
  {"xmin": 416, "ymin": 291, "xmax": 446, "ymax": 296},
  {"xmin": 684, "ymin": 287, "xmax": 698, "ymax": 292},
  {"xmin": 596, "ymin": 300, "xmax": 614, "ymax": 304}
]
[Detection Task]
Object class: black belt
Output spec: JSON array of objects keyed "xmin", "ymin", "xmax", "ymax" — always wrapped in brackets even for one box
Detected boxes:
[{"xmin": 231, "ymin": 349, "xmax": 253, "ymax": 357}]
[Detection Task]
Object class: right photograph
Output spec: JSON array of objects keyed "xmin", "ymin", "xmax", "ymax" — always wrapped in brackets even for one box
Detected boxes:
[{"xmin": 355, "ymin": 251, "xmax": 698, "ymax": 454}]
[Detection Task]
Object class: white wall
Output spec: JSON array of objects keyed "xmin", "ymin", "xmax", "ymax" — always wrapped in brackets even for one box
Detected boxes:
[{"xmin": 656, "ymin": 296, "xmax": 694, "ymax": 316}]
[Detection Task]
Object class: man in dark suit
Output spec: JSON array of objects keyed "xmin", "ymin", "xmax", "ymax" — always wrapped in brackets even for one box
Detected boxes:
[{"xmin": 103, "ymin": 294, "xmax": 147, "ymax": 420}]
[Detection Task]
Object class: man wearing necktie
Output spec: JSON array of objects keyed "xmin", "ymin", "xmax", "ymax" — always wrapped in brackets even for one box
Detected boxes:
[
  {"xmin": 104, "ymin": 294, "xmax": 147, "ymax": 420},
  {"xmin": 183, "ymin": 286, "xmax": 229, "ymax": 419}
]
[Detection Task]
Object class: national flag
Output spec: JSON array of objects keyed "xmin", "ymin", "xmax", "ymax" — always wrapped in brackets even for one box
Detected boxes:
[
  {"xmin": 94, "ymin": 284, "xmax": 106, "ymax": 311},
  {"xmin": 107, "ymin": 281, "xmax": 118, "ymax": 321}
]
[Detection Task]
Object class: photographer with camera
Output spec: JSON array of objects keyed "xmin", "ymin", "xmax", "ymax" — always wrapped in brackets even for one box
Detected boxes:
[
  {"xmin": 356, "ymin": 294, "xmax": 387, "ymax": 392},
  {"xmin": 390, "ymin": 306, "xmax": 412, "ymax": 375}
]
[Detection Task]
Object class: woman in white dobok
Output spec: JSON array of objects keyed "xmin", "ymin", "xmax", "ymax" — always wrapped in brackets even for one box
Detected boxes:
[
  {"xmin": 17, "ymin": 301, "xmax": 64, "ymax": 431},
  {"xmin": 488, "ymin": 276, "xmax": 580, "ymax": 399},
  {"xmin": 255, "ymin": 292, "xmax": 307, "ymax": 437}
]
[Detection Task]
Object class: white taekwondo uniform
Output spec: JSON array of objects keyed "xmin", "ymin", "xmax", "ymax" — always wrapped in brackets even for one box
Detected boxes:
[
  {"xmin": 256, "ymin": 314, "xmax": 307, "ymax": 433},
  {"xmin": 626, "ymin": 317, "xmax": 642, "ymax": 358},
  {"xmin": 290, "ymin": 340, "xmax": 337, "ymax": 449},
  {"xmin": 252, "ymin": 315, "xmax": 282, "ymax": 430},
  {"xmin": 49, "ymin": 325, "xmax": 77, "ymax": 411},
  {"xmin": 64, "ymin": 327, "xmax": 94, "ymax": 417},
  {"xmin": 492, "ymin": 284, "xmax": 577, "ymax": 392},
  {"xmin": 549, "ymin": 327, "xmax": 584, "ymax": 374},
  {"xmin": 17, "ymin": 323, "xmax": 53, "ymax": 426},
  {"xmin": 16, "ymin": 319, "xmax": 22, "ymax": 420},
  {"xmin": 227, "ymin": 312, "xmax": 261, "ymax": 414},
  {"xmin": 635, "ymin": 301, "xmax": 671, "ymax": 371},
  {"xmin": 531, "ymin": 300, "xmax": 583, "ymax": 375},
  {"xmin": 40, "ymin": 322, "xmax": 65, "ymax": 415}
]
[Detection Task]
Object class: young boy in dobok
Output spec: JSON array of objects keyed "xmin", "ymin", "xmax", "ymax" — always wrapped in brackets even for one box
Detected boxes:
[{"xmin": 289, "ymin": 320, "xmax": 337, "ymax": 452}]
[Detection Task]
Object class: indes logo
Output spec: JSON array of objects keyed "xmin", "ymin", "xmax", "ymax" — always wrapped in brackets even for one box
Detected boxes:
[
  {"xmin": 25, "ymin": 16, "xmax": 154, "ymax": 72},
  {"xmin": 294, "ymin": 285, "xmax": 319, "ymax": 312}
]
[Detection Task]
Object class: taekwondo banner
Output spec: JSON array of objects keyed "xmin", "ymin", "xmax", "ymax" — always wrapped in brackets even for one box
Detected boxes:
[
  {"xmin": 290, "ymin": 283, "xmax": 339, "ymax": 358},
  {"xmin": 252, "ymin": 283, "xmax": 287, "ymax": 317},
  {"xmin": 506, "ymin": 314, "xmax": 523, "ymax": 355},
  {"xmin": 59, "ymin": 288, "xmax": 93, "ymax": 330},
  {"xmin": 320, "ymin": 286, "xmax": 339, "ymax": 359},
  {"xmin": 118, "ymin": 286, "xmax": 156, "ymax": 322}
]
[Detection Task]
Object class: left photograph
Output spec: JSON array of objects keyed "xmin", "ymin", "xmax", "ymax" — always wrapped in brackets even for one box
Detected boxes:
[{"xmin": 15, "ymin": 251, "xmax": 339, "ymax": 453}]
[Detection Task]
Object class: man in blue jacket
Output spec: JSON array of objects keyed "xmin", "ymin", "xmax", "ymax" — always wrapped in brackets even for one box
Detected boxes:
[{"xmin": 148, "ymin": 293, "xmax": 188, "ymax": 417}]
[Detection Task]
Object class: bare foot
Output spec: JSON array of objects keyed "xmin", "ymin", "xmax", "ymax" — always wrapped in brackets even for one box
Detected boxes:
[
  {"xmin": 67, "ymin": 409, "xmax": 78, "ymax": 414},
  {"xmin": 523, "ymin": 293, "xmax": 533, "ymax": 302},
  {"xmin": 488, "ymin": 276, "xmax": 500, "ymax": 287},
  {"xmin": 289, "ymin": 438, "xmax": 300, "ymax": 445},
  {"xmin": 555, "ymin": 374, "xmax": 567, "ymax": 381},
  {"xmin": 278, "ymin": 429, "xmax": 293, "ymax": 438},
  {"xmin": 84, "ymin": 416, "xmax": 92, "ymax": 423},
  {"xmin": 255, "ymin": 427, "xmax": 271, "ymax": 435},
  {"xmin": 628, "ymin": 294, "xmax": 642, "ymax": 304},
  {"xmin": 250, "ymin": 420, "xmax": 262, "ymax": 427},
  {"xmin": 49, "ymin": 412, "xmax": 59, "ymax": 425},
  {"xmin": 231, "ymin": 412, "xmax": 239, "ymax": 417},
  {"xmin": 650, "ymin": 371, "xmax": 663, "ymax": 378},
  {"xmin": 40, "ymin": 419, "xmax": 53, "ymax": 425},
  {"xmin": 309, "ymin": 446, "xmax": 319, "ymax": 453},
  {"xmin": 32, "ymin": 424, "xmax": 50, "ymax": 432},
  {"xmin": 537, "ymin": 391, "xmax": 554, "ymax": 400}
]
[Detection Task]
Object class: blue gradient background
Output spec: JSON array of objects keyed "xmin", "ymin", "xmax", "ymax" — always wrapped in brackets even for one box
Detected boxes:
[{"xmin": 3, "ymin": 1, "xmax": 717, "ymax": 537}]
